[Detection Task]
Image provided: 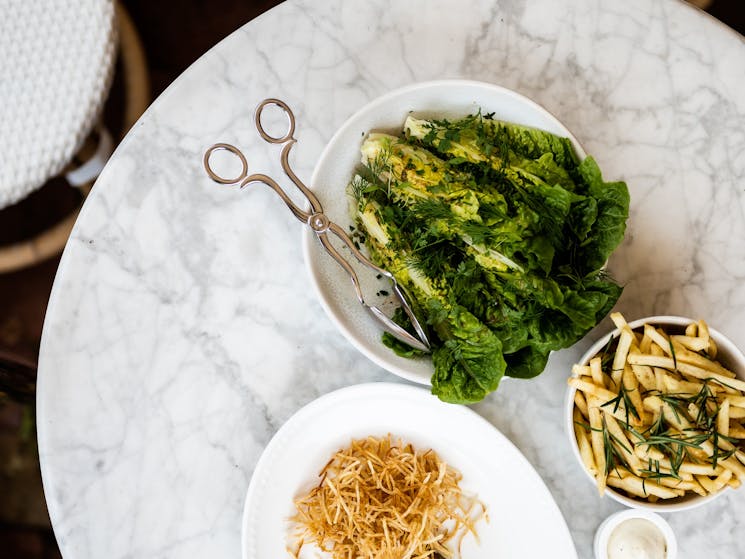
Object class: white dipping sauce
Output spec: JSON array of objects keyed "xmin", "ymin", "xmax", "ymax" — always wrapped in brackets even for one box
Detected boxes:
[{"xmin": 607, "ymin": 518, "xmax": 667, "ymax": 559}]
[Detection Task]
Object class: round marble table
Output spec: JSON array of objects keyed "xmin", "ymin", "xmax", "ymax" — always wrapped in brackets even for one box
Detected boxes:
[{"xmin": 37, "ymin": 1, "xmax": 745, "ymax": 558}]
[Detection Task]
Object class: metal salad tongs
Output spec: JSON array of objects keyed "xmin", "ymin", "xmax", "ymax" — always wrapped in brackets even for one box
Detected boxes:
[{"xmin": 203, "ymin": 98, "xmax": 430, "ymax": 352}]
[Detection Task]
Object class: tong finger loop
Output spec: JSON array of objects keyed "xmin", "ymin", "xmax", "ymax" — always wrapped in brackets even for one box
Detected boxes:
[
  {"xmin": 203, "ymin": 143, "xmax": 248, "ymax": 185},
  {"xmin": 255, "ymin": 98, "xmax": 296, "ymax": 144}
]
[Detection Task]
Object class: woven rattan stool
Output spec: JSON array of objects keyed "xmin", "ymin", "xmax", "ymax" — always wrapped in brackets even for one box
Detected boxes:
[{"xmin": 0, "ymin": 2, "xmax": 150, "ymax": 274}]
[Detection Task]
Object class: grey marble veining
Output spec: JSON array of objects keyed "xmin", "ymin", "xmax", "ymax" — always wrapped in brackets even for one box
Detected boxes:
[{"xmin": 37, "ymin": 1, "xmax": 745, "ymax": 558}]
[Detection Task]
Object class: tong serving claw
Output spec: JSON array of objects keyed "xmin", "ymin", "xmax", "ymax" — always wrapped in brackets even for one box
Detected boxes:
[{"xmin": 203, "ymin": 98, "xmax": 430, "ymax": 353}]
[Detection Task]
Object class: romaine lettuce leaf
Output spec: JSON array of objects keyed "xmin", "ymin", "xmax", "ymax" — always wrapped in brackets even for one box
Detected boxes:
[
  {"xmin": 575, "ymin": 157, "xmax": 630, "ymax": 273},
  {"xmin": 429, "ymin": 302, "xmax": 506, "ymax": 404}
]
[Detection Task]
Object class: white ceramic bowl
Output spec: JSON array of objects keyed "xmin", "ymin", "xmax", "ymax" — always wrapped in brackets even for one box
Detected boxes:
[
  {"xmin": 593, "ymin": 509, "xmax": 677, "ymax": 559},
  {"xmin": 565, "ymin": 315, "xmax": 745, "ymax": 511},
  {"xmin": 304, "ymin": 79, "xmax": 585, "ymax": 385}
]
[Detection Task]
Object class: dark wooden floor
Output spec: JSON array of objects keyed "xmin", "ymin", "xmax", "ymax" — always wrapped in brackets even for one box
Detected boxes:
[{"xmin": 0, "ymin": 1, "xmax": 742, "ymax": 557}]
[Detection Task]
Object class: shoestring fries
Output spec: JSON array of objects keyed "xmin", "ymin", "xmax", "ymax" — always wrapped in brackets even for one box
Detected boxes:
[{"xmin": 290, "ymin": 435, "xmax": 486, "ymax": 559}]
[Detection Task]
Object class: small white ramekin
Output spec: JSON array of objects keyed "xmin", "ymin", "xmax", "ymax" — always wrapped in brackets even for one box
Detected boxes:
[{"xmin": 594, "ymin": 509, "xmax": 677, "ymax": 559}]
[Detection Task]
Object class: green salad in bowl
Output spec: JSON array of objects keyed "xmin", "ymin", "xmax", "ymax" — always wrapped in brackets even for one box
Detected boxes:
[{"xmin": 348, "ymin": 113, "xmax": 629, "ymax": 403}]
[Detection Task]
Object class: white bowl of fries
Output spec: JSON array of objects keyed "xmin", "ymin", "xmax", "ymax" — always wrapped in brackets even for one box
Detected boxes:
[{"xmin": 566, "ymin": 313, "xmax": 745, "ymax": 511}]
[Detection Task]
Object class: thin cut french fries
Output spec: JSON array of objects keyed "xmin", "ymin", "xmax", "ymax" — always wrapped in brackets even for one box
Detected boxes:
[
  {"xmin": 629, "ymin": 357, "xmax": 656, "ymax": 391},
  {"xmin": 639, "ymin": 330, "xmax": 653, "ymax": 354},
  {"xmin": 718, "ymin": 400, "xmax": 730, "ymax": 437},
  {"xmin": 568, "ymin": 377, "xmax": 617, "ymax": 402},
  {"xmin": 573, "ymin": 390, "xmax": 589, "ymax": 419},
  {"xmin": 671, "ymin": 334, "xmax": 709, "ymax": 352},
  {"xmin": 728, "ymin": 406, "xmax": 745, "ymax": 419},
  {"xmin": 729, "ymin": 424, "xmax": 745, "ymax": 439},
  {"xmin": 634, "ymin": 444, "xmax": 665, "ymax": 462},
  {"xmin": 606, "ymin": 470, "xmax": 683, "ymax": 499},
  {"xmin": 622, "ymin": 365, "xmax": 645, "ymax": 426},
  {"xmin": 589, "ymin": 357, "xmax": 604, "ymax": 388},
  {"xmin": 724, "ymin": 395, "xmax": 745, "ymax": 407},
  {"xmin": 679, "ymin": 462, "xmax": 724, "ymax": 476},
  {"xmin": 568, "ymin": 314, "xmax": 745, "ymax": 503},
  {"xmin": 603, "ymin": 413, "xmax": 642, "ymax": 472},
  {"xmin": 655, "ymin": 477, "xmax": 705, "ymax": 495},
  {"xmin": 588, "ymin": 404, "xmax": 606, "ymax": 496},
  {"xmin": 698, "ymin": 319, "xmax": 715, "ymax": 357},
  {"xmin": 671, "ymin": 345, "xmax": 735, "ymax": 377},
  {"xmin": 643, "ymin": 324, "xmax": 670, "ymax": 356},
  {"xmin": 573, "ymin": 408, "xmax": 596, "ymax": 475},
  {"xmin": 609, "ymin": 312, "xmax": 629, "ymax": 331},
  {"xmin": 612, "ymin": 329, "xmax": 634, "ymax": 388},
  {"xmin": 696, "ymin": 474, "xmax": 717, "ymax": 493},
  {"xmin": 628, "ymin": 354, "xmax": 745, "ymax": 392},
  {"xmin": 712, "ymin": 469, "xmax": 733, "ymax": 492}
]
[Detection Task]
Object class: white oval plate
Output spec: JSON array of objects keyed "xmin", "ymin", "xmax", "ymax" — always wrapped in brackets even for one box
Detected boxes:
[
  {"xmin": 242, "ymin": 382, "xmax": 578, "ymax": 559},
  {"xmin": 304, "ymin": 79, "xmax": 586, "ymax": 385}
]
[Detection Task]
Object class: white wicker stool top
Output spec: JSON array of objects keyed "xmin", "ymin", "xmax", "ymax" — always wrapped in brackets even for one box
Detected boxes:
[{"xmin": 0, "ymin": 0, "xmax": 116, "ymax": 208}]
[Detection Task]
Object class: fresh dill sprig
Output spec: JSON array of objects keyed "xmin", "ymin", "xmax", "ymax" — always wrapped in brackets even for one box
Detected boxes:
[{"xmin": 350, "ymin": 147, "xmax": 393, "ymax": 205}]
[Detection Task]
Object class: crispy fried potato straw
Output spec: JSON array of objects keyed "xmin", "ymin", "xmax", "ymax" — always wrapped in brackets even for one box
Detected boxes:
[{"xmin": 290, "ymin": 435, "xmax": 485, "ymax": 559}]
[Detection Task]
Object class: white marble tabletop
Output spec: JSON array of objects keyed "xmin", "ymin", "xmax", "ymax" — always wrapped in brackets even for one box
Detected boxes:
[{"xmin": 37, "ymin": 1, "xmax": 745, "ymax": 558}]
